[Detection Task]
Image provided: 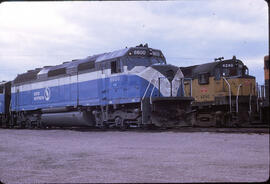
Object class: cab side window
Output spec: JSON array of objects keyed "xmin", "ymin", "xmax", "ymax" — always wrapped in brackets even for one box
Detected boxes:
[
  {"xmin": 111, "ymin": 60, "xmax": 122, "ymax": 74},
  {"xmin": 198, "ymin": 73, "xmax": 209, "ymax": 85},
  {"xmin": 237, "ymin": 64, "xmax": 243, "ymax": 76},
  {"xmin": 111, "ymin": 61, "xmax": 117, "ymax": 74},
  {"xmin": 214, "ymin": 68, "xmax": 221, "ymax": 80},
  {"xmin": 0, "ymin": 86, "xmax": 3, "ymax": 94}
]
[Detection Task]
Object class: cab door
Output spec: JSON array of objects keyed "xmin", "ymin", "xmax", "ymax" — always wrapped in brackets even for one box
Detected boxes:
[
  {"xmin": 99, "ymin": 62, "xmax": 109, "ymax": 106},
  {"xmin": 15, "ymin": 87, "xmax": 19, "ymax": 111},
  {"xmin": 0, "ymin": 85, "xmax": 4, "ymax": 113},
  {"xmin": 110, "ymin": 60, "xmax": 126, "ymax": 101}
]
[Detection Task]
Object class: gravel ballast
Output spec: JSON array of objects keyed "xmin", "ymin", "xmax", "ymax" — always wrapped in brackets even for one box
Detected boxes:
[{"xmin": 0, "ymin": 129, "xmax": 269, "ymax": 183}]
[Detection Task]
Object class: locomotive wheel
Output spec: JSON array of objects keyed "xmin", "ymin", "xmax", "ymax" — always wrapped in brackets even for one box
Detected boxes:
[
  {"xmin": 115, "ymin": 116, "xmax": 121, "ymax": 125},
  {"xmin": 18, "ymin": 121, "xmax": 26, "ymax": 129},
  {"xmin": 114, "ymin": 116, "xmax": 128, "ymax": 130},
  {"xmin": 215, "ymin": 111, "xmax": 222, "ymax": 128},
  {"xmin": 100, "ymin": 122, "xmax": 109, "ymax": 129},
  {"xmin": 121, "ymin": 121, "xmax": 129, "ymax": 130},
  {"xmin": 37, "ymin": 121, "xmax": 45, "ymax": 129},
  {"xmin": 150, "ymin": 112, "xmax": 163, "ymax": 127},
  {"xmin": 25, "ymin": 119, "xmax": 32, "ymax": 129},
  {"xmin": 114, "ymin": 116, "xmax": 122, "ymax": 128}
]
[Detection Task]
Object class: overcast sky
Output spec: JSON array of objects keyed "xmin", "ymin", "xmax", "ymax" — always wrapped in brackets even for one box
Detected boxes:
[{"xmin": 0, "ymin": 0, "xmax": 268, "ymax": 84}]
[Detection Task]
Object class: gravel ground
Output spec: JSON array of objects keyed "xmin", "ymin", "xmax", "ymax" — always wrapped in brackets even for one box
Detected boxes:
[{"xmin": 0, "ymin": 129, "xmax": 269, "ymax": 183}]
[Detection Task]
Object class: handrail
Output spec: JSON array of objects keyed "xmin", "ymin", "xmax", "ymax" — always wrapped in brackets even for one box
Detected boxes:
[
  {"xmin": 150, "ymin": 82, "xmax": 156, "ymax": 104},
  {"xmin": 236, "ymin": 84, "xmax": 242, "ymax": 113},
  {"xmin": 142, "ymin": 71, "xmax": 157, "ymax": 101},
  {"xmin": 261, "ymin": 85, "xmax": 265, "ymax": 100},
  {"xmin": 150, "ymin": 76, "xmax": 165, "ymax": 104},
  {"xmin": 183, "ymin": 78, "xmax": 192, "ymax": 97},
  {"xmin": 256, "ymin": 84, "xmax": 259, "ymax": 112},
  {"xmin": 249, "ymin": 94, "xmax": 252, "ymax": 114},
  {"xmin": 189, "ymin": 78, "xmax": 192, "ymax": 97},
  {"xmin": 141, "ymin": 71, "xmax": 158, "ymax": 110},
  {"xmin": 222, "ymin": 77, "xmax": 231, "ymax": 113}
]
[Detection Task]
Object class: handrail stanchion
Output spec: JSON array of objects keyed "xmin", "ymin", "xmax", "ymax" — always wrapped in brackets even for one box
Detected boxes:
[
  {"xmin": 222, "ymin": 77, "xmax": 231, "ymax": 113},
  {"xmin": 236, "ymin": 84, "xmax": 242, "ymax": 113}
]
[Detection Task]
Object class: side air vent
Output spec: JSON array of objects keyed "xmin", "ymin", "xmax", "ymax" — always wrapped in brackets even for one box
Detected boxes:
[
  {"xmin": 13, "ymin": 70, "xmax": 40, "ymax": 84},
  {"xmin": 78, "ymin": 61, "xmax": 95, "ymax": 71},
  {"xmin": 48, "ymin": 68, "xmax": 66, "ymax": 77}
]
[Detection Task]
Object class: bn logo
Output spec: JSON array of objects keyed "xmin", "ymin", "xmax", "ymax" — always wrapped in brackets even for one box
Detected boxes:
[{"xmin": 44, "ymin": 87, "xmax": 51, "ymax": 101}]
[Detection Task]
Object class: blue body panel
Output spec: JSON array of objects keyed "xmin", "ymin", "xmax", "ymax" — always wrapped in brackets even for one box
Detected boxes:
[
  {"xmin": 11, "ymin": 74, "xmax": 183, "ymax": 112},
  {"xmin": 0, "ymin": 94, "xmax": 4, "ymax": 114}
]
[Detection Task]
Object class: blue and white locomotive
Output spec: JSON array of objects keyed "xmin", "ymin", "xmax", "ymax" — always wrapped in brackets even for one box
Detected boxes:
[{"xmin": 6, "ymin": 44, "xmax": 193, "ymax": 128}]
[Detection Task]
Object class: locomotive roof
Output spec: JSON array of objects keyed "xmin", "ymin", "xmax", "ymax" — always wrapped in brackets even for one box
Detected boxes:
[
  {"xmin": 96, "ymin": 48, "xmax": 130, "ymax": 62},
  {"xmin": 180, "ymin": 56, "xmax": 245, "ymax": 78},
  {"xmin": 192, "ymin": 62, "xmax": 220, "ymax": 74},
  {"xmin": 0, "ymin": 81, "xmax": 9, "ymax": 86},
  {"xmin": 42, "ymin": 45, "xmax": 160, "ymax": 72},
  {"xmin": 13, "ymin": 68, "xmax": 42, "ymax": 84},
  {"xmin": 13, "ymin": 44, "xmax": 163, "ymax": 85}
]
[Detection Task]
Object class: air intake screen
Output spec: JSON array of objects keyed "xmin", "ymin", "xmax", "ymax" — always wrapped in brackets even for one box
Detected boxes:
[
  {"xmin": 78, "ymin": 61, "xmax": 95, "ymax": 71},
  {"xmin": 48, "ymin": 68, "xmax": 66, "ymax": 77}
]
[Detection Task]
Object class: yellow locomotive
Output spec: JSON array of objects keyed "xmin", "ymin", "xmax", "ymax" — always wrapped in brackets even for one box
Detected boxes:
[{"xmin": 180, "ymin": 56, "xmax": 259, "ymax": 127}]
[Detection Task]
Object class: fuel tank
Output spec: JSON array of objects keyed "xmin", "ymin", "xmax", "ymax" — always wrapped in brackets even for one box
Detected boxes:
[{"xmin": 40, "ymin": 111, "xmax": 95, "ymax": 127}]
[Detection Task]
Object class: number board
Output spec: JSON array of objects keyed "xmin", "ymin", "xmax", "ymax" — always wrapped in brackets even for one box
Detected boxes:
[
  {"xmin": 129, "ymin": 49, "xmax": 163, "ymax": 58},
  {"xmin": 222, "ymin": 63, "xmax": 234, "ymax": 68},
  {"xmin": 133, "ymin": 50, "xmax": 147, "ymax": 56}
]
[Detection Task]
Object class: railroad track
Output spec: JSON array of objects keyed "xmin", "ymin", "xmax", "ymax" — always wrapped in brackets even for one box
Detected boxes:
[{"xmin": 1, "ymin": 126, "xmax": 268, "ymax": 134}]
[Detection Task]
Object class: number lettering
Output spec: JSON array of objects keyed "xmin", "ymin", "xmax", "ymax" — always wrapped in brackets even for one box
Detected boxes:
[{"xmin": 134, "ymin": 50, "xmax": 146, "ymax": 55}]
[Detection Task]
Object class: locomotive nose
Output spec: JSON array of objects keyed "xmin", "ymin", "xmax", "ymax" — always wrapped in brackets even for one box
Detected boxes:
[
  {"xmin": 148, "ymin": 64, "xmax": 184, "ymax": 97},
  {"xmin": 138, "ymin": 64, "xmax": 184, "ymax": 97},
  {"xmin": 151, "ymin": 64, "xmax": 182, "ymax": 81},
  {"xmin": 165, "ymin": 69, "xmax": 175, "ymax": 82}
]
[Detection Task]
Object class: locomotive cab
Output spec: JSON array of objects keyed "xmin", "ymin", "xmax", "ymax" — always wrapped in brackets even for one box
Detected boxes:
[
  {"xmin": 213, "ymin": 56, "xmax": 249, "ymax": 80},
  {"xmin": 119, "ymin": 45, "xmax": 194, "ymax": 127}
]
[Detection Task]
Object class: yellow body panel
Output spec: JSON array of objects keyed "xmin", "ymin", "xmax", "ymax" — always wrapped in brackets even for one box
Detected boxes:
[
  {"xmin": 264, "ymin": 55, "xmax": 269, "ymax": 80},
  {"xmin": 184, "ymin": 77, "xmax": 256, "ymax": 103},
  {"xmin": 265, "ymin": 69, "xmax": 269, "ymax": 81}
]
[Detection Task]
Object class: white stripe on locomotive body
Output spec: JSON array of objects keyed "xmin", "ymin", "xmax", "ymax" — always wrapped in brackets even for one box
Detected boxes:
[
  {"xmin": 11, "ymin": 69, "xmax": 107, "ymax": 93},
  {"xmin": 11, "ymin": 65, "xmax": 183, "ymax": 97}
]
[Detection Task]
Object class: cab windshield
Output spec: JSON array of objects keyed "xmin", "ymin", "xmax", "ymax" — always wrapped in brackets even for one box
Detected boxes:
[
  {"xmin": 126, "ymin": 56, "xmax": 166, "ymax": 70},
  {"xmin": 222, "ymin": 65, "xmax": 248, "ymax": 77},
  {"xmin": 215, "ymin": 63, "xmax": 249, "ymax": 79}
]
